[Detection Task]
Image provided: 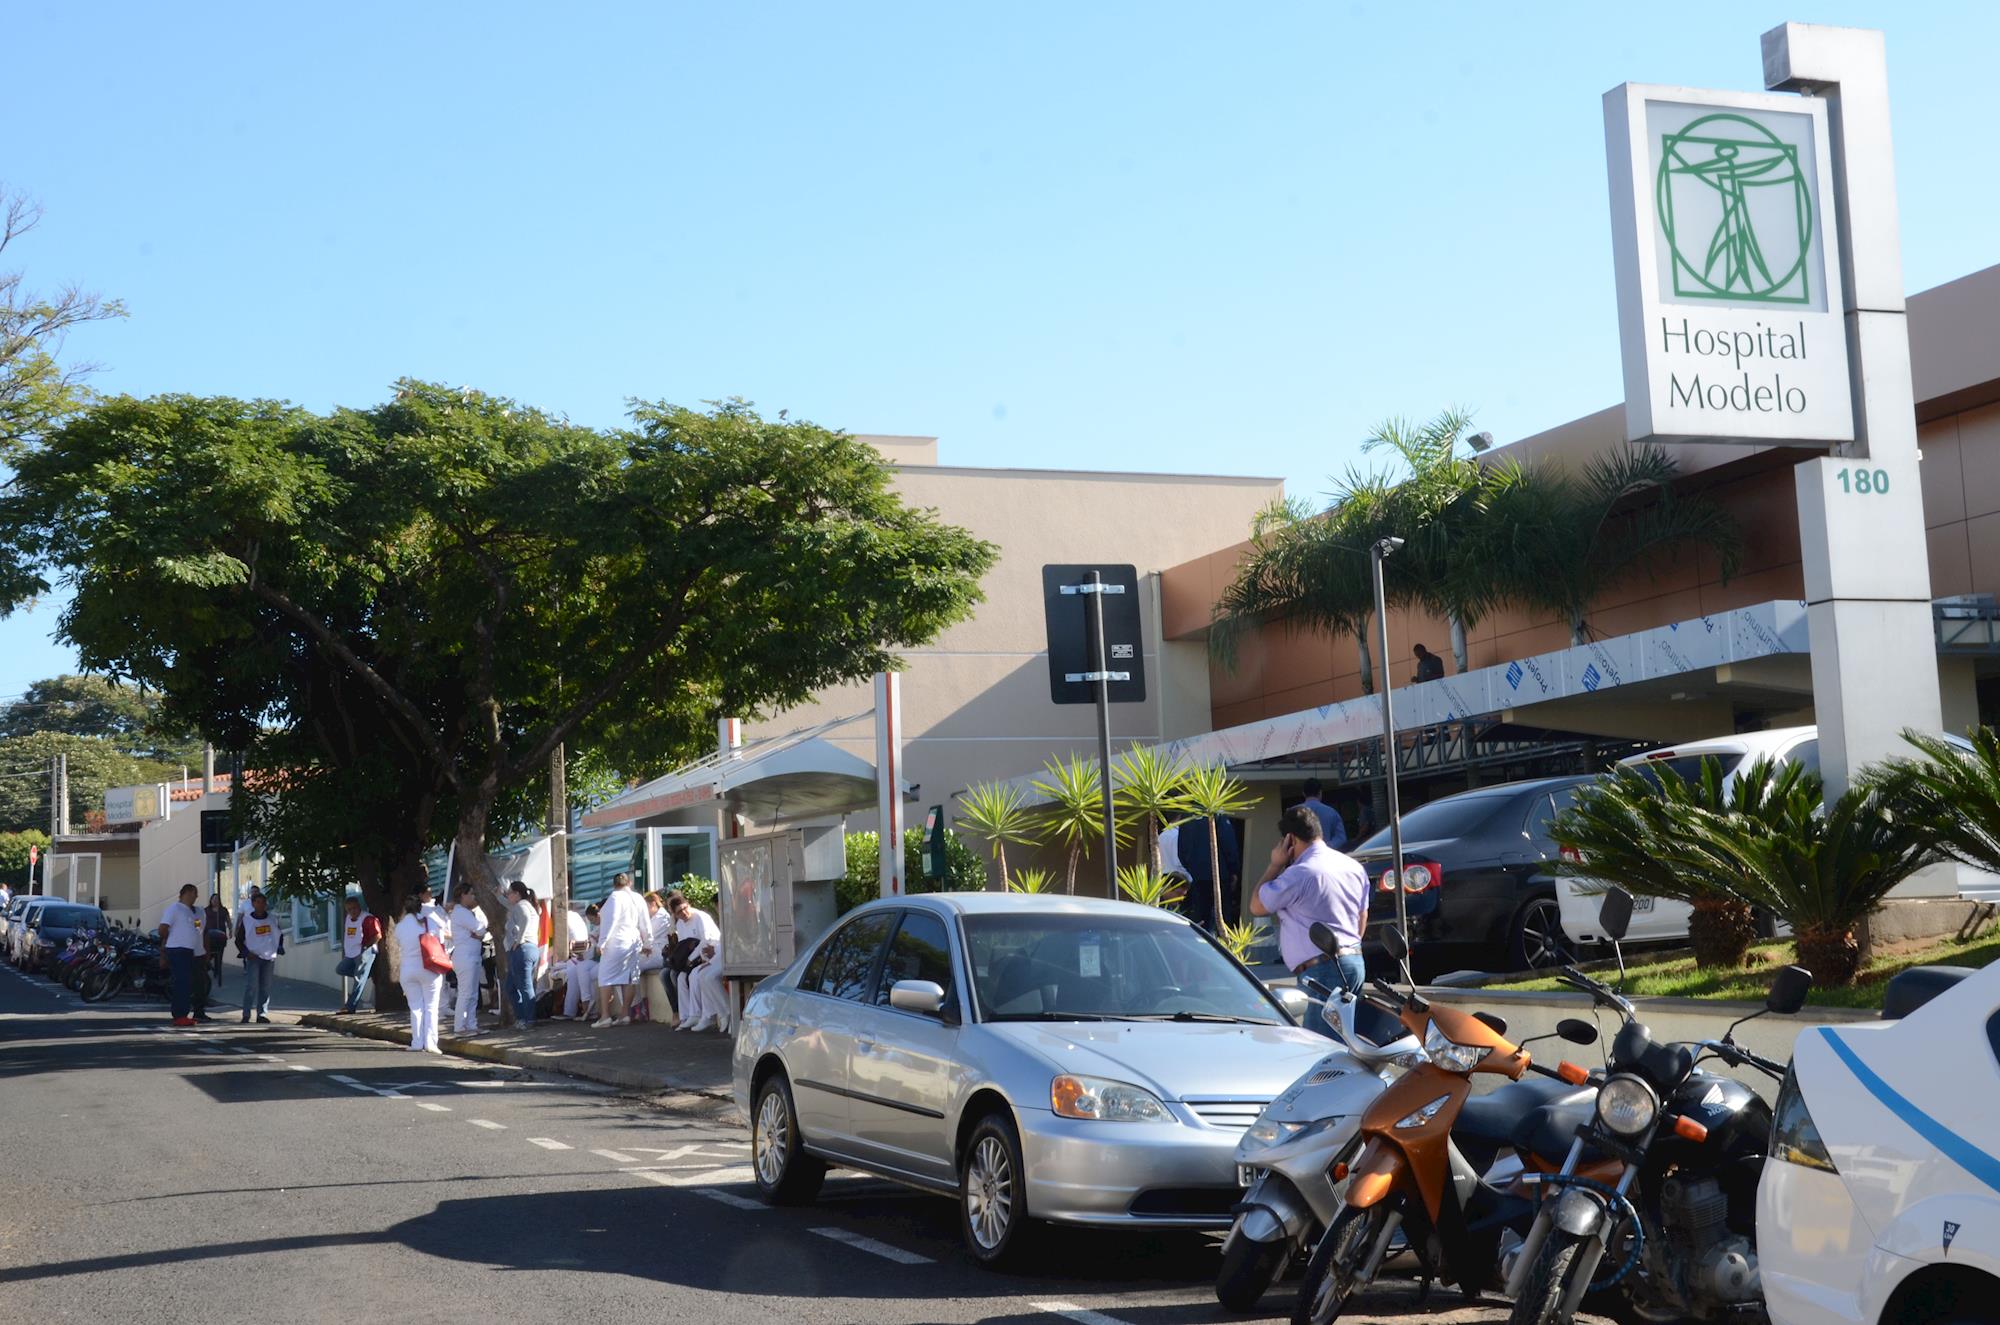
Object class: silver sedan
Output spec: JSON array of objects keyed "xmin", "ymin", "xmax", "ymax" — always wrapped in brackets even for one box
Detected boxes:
[{"xmin": 731, "ymin": 892, "xmax": 1337, "ymax": 1266}]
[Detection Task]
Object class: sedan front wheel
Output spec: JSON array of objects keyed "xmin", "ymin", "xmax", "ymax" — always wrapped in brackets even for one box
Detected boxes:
[
  {"xmin": 751, "ymin": 1073, "xmax": 825, "ymax": 1206},
  {"xmin": 960, "ymin": 1112, "xmax": 1034, "ymax": 1267}
]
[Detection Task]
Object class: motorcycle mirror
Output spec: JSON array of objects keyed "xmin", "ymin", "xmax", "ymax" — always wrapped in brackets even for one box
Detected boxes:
[
  {"xmin": 1766, "ymin": 965, "xmax": 1812, "ymax": 1015},
  {"xmin": 1556, "ymin": 1017, "xmax": 1598, "ymax": 1046},
  {"xmin": 1472, "ymin": 1010, "xmax": 1508, "ymax": 1037},
  {"xmin": 1308, "ymin": 921, "xmax": 1339, "ymax": 956},
  {"xmin": 1379, "ymin": 925, "xmax": 1410, "ymax": 963},
  {"xmin": 1597, "ymin": 886, "xmax": 1634, "ymax": 942}
]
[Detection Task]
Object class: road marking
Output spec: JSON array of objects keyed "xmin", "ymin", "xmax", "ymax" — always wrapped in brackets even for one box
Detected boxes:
[
  {"xmin": 257, "ymin": 1054, "xmax": 286, "ymax": 1062},
  {"xmin": 696, "ymin": 1188, "xmax": 764, "ymax": 1211},
  {"xmin": 808, "ymin": 1227, "xmax": 933, "ymax": 1265},
  {"xmin": 527, "ymin": 1138, "xmax": 571, "ymax": 1151},
  {"xmin": 416, "ymin": 1101, "xmax": 451, "ymax": 1112},
  {"xmin": 289, "ymin": 1064, "xmax": 314, "ymax": 1072},
  {"xmin": 328, "ymin": 1075, "xmax": 361, "ymax": 1086},
  {"xmin": 592, "ymin": 1148, "xmax": 639, "ymax": 1164},
  {"xmin": 197, "ymin": 1047, "xmax": 224, "ymax": 1055},
  {"xmin": 1031, "ymin": 1304, "xmax": 1133, "ymax": 1325},
  {"xmin": 467, "ymin": 1119, "xmax": 505, "ymax": 1130}
]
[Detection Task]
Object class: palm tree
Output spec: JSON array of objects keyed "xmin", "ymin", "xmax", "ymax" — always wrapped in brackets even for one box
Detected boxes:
[
  {"xmin": 1478, "ymin": 447, "xmax": 1742, "ymax": 646},
  {"xmin": 1551, "ymin": 758, "xmax": 1764, "ymax": 968},
  {"xmin": 1362, "ymin": 409, "xmax": 1496, "ymax": 673},
  {"xmin": 954, "ymin": 781, "xmax": 1042, "ymax": 888},
  {"xmin": 1006, "ymin": 867, "xmax": 1053, "ymax": 895},
  {"xmin": 1212, "ymin": 494, "xmax": 1382, "ymax": 694},
  {"xmin": 1115, "ymin": 864, "xmax": 1186, "ymax": 911},
  {"xmin": 1870, "ymin": 728, "xmax": 2000, "ymax": 877},
  {"xmin": 1111, "ymin": 746, "xmax": 1192, "ymax": 872},
  {"xmin": 1179, "ymin": 762, "xmax": 1259, "ymax": 931},
  {"xmin": 1031, "ymin": 754, "xmax": 1128, "ymax": 894}
]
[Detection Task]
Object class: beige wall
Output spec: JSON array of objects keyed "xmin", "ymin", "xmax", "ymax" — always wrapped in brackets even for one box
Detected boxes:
[{"xmin": 736, "ymin": 464, "xmax": 1285, "ymax": 876}]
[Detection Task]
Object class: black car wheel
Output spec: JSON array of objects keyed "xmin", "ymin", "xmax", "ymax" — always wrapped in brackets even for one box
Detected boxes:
[
  {"xmin": 960, "ymin": 1111, "xmax": 1033, "ymax": 1268},
  {"xmin": 751, "ymin": 1072, "xmax": 826, "ymax": 1206},
  {"xmin": 1507, "ymin": 894, "xmax": 1569, "ymax": 972}
]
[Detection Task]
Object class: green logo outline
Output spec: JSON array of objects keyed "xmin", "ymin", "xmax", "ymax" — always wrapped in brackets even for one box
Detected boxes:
[{"xmin": 1656, "ymin": 112, "xmax": 1813, "ymax": 305}]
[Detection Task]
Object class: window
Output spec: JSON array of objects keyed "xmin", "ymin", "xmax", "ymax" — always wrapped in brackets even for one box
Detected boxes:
[
  {"xmin": 1629, "ymin": 753, "xmax": 1741, "ymax": 791},
  {"xmin": 293, "ymin": 897, "xmax": 331, "ymax": 943},
  {"xmin": 1354, "ymin": 793, "xmax": 1511, "ymax": 851},
  {"xmin": 1525, "ymin": 784, "xmax": 1584, "ymax": 847},
  {"xmin": 1785, "ymin": 739, "xmax": 1820, "ymax": 778},
  {"xmin": 875, "ymin": 911, "xmax": 954, "ymax": 1008},
  {"xmin": 962, "ymin": 912, "xmax": 1282, "ymax": 1024},
  {"xmin": 806, "ymin": 911, "xmax": 896, "ymax": 1002}
]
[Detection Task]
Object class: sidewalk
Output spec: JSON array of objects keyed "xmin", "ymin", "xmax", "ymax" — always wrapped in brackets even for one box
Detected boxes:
[{"xmin": 293, "ymin": 1006, "xmax": 737, "ymax": 1101}]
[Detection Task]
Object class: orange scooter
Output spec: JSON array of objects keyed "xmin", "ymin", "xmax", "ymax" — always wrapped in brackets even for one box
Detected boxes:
[{"xmin": 1291, "ymin": 925, "xmax": 1598, "ymax": 1325}]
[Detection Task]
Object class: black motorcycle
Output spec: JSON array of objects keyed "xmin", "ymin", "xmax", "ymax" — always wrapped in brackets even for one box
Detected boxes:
[{"xmin": 1502, "ymin": 887, "xmax": 1810, "ymax": 1325}]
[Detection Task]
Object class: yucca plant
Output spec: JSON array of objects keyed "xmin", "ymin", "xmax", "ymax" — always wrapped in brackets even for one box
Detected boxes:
[
  {"xmin": 1217, "ymin": 919, "xmax": 1259, "ymax": 965},
  {"xmin": 1111, "ymin": 746, "xmax": 1193, "ymax": 872},
  {"xmin": 1031, "ymin": 754, "xmax": 1128, "ymax": 894},
  {"xmin": 1116, "ymin": 863, "xmax": 1186, "ymax": 911},
  {"xmin": 1687, "ymin": 759, "xmax": 1942, "ymax": 986},
  {"xmin": 955, "ymin": 780, "xmax": 1042, "ymax": 888},
  {"xmin": 1006, "ymin": 867, "xmax": 1053, "ymax": 895},
  {"xmin": 1870, "ymin": 728, "xmax": 2000, "ymax": 876},
  {"xmin": 1550, "ymin": 758, "xmax": 1762, "ymax": 968},
  {"xmin": 1178, "ymin": 762, "xmax": 1259, "ymax": 930}
]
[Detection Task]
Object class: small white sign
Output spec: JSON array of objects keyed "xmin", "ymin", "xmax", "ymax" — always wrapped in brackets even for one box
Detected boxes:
[
  {"xmin": 103, "ymin": 782, "xmax": 167, "ymax": 824},
  {"xmin": 1605, "ymin": 83, "xmax": 1853, "ymax": 446}
]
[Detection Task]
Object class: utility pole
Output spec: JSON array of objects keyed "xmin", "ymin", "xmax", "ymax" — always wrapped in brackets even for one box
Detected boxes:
[
  {"xmin": 56, "ymin": 752, "xmax": 69, "ymax": 836},
  {"xmin": 547, "ymin": 742, "xmax": 569, "ymax": 989}
]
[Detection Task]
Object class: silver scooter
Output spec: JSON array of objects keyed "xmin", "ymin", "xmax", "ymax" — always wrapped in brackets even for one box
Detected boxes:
[{"xmin": 1217, "ymin": 981, "xmax": 1421, "ymax": 1312}]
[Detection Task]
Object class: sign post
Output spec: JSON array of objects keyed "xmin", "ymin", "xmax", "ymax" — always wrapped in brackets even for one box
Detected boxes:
[
  {"xmin": 874, "ymin": 671, "xmax": 905, "ymax": 898},
  {"xmin": 1042, "ymin": 564, "xmax": 1146, "ymax": 893}
]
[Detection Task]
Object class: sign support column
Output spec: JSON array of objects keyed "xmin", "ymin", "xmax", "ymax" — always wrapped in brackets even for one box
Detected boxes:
[
  {"xmin": 1762, "ymin": 23, "xmax": 1941, "ymax": 799},
  {"xmin": 874, "ymin": 672, "xmax": 905, "ymax": 898}
]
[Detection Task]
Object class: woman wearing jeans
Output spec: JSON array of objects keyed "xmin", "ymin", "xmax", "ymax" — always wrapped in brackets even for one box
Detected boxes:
[{"xmin": 502, "ymin": 881, "xmax": 540, "ymax": 1028}]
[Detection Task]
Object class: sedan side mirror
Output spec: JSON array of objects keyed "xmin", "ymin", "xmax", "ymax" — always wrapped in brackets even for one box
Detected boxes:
[
  {"xmin": 1270, "ymin": 985, "xmax": 1312, "ymax": 1022},
  {"xmin": 889, "ymin": 979, "xmax": 947, "ymax": 1015}
]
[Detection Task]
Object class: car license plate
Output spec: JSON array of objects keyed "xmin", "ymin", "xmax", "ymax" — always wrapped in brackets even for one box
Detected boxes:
[
  {"xmin": 1631, "ymin": 896, "xmax": 1656, "ymax": 912},
  {"xmin": 1237, "ymin": 1165, "xmax": 1263, "ymax": 1188}
]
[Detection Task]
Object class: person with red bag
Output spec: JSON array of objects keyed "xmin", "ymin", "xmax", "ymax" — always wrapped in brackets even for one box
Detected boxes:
[{"xmin": 394, "ymin": 894, "xmax": 451, "ymax": 1053}]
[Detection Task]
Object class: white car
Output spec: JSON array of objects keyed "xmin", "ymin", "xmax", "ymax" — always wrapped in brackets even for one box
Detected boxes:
[
  {"xmin": 1759, "ymin": 961, "xmax": 2000, "ymax": 1325},
  {"xmin": 1557, "ymin": 726, "xmax": 1971, "ymax": 948}
]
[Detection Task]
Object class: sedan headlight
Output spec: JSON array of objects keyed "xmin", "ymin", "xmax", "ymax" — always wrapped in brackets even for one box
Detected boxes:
[
  {"xmin": 1595, "ymin": 1074, "xmax": 1658, "ymax": 1137},
  {"xmin": 1051, "ymin": 1074, "xmax": 1171, "ymax": 1123},
  {"xmin": 1423, "ymin": 1021, "xmax": 1486, "ymax": 1074}
]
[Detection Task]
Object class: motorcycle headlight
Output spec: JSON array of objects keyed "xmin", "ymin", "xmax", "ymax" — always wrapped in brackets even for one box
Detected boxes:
[
  {"xmin": 1395, "ymin": 1093, "xmax": 1452, "ymax": 1130},
  {"xmin": 1423, "ymin": 1021, "xmax": 1486, "ymax": 1073},
  {"xmin": 1241, "ymin": 1114, "xmax": 1343, "ymax": 1154},
  {"xmin": 1050, "ymin": 1074, "xmax": 1171, "ymax": 1123},
  {"xmin": 1595, "ymin": 1074, "xmax": 1658, "ymax": 1137}
]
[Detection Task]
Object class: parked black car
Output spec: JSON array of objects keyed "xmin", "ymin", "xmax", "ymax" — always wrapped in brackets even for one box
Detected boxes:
[
  {"xmin": 21, "ymin": 902, "xmax": 104, "ymax": 975},
  {"xmin": 1351, "ymin": 774, "xmax": 1593, "ymax": 977}
]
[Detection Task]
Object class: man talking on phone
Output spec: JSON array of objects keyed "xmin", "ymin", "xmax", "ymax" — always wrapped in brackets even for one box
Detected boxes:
[{"xmin": 1249, "ymin": 805, "xmax": 1369, "ymax": 1035}]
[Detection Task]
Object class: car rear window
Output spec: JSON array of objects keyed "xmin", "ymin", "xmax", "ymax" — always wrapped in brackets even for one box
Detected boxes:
[
  {"xmin": 1355, "ymin": 794, "xmax": 1512, "ymax": 850},
  {"xmin": 1627, "ymin": 753, "xmax": 1742, "ymax": 789},
  {"xmin": 36, "ymin": 905, "xmax": 96, "ymax": 927}
]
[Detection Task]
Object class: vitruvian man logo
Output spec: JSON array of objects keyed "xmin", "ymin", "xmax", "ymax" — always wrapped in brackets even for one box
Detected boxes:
[{"xmin": 1656, "ymin": 112, "xmax": 1813, "ymax": 304}]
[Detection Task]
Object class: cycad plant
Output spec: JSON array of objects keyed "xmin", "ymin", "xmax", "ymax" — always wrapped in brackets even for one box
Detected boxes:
[
  {"xmin": 1031, "ymin": 754, "xmax": 1128, "ymax": 894},
  {"xmin": 1006, "ymin": 867, "xmax": 1053, "ymax": 895},
  {"xmin": 1178, "ymin": 762, "xmax": 1259, "ymax": 930},
  {"xmin": 1116, "ymin": 864, "xmax": 1186, "ymax": 911},
  {"xmin": 1550, "ymin": 758, "xmax": 1762, "ymax": 968},
  {"xmin": 955, "ymin": 780, "xmax": 1042, "ymax": 888},
  {"xmin": 1216, "ymin": 919, "xmax": 1259, "ymax": 965},
  {"xmin": 1111, "ymin": 746, "xmax": 1192, "ymax": 872},
  {"xmin": 1870, "ymin": 728, "xmax": 2000, "ymax": 877}
]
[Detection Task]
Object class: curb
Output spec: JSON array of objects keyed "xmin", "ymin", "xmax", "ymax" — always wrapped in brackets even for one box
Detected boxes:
[{"xmin": 298, "ymin": 1013, "xmax": 735, "ymax": 1102}]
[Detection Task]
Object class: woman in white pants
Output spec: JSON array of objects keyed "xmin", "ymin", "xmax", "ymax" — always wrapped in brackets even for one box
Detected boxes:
[
  {"xmin": 447, "ymin": 886, "xmax": 489, "ymax": 1036},
  {"xmin": 558, "ymin": 943, "xmax": 599, "ymax": 1019},
  {"xmin": 394, "ymin": 897, "xmax": 446, "ymax": 1054},
  {"xmin": 668, "ymin": 890, "xmax": 725, "ymax": 1032},
  {"xmin": 592, "ymin": 873, "xmax": 648, "ymax": 1028},
  {"xmin": 636, "ymin": 891, "xmax": 676, "ymax": 1026}
]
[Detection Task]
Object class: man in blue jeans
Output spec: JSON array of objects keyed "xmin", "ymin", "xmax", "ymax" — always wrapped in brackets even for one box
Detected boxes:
[
  {"xmin": 1250, "ymin": 805, "xmax": 1369, "ymax": 1036},
  {"xmin": 157, "ymin": 883, "xmax": 204, "ymax": 1026},
  {"xmin": 335, "ymin": 896, "xmax": 382, "ymax": 1013},
  {"xmin": 503, "ymin": 881, "xmax": 540, "ymax": 1027},
  {"xmin": 236, "ymin": 891, "xmax": 284, "ymax": 1023}
]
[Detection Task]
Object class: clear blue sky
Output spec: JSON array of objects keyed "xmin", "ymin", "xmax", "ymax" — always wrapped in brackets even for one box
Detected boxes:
[{"xmin": 5, "ymin": 3, "xmax": 1996, "ymax": 696}]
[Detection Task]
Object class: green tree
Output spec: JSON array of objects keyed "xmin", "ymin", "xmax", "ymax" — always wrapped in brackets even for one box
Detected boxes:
[
  {"xmin": 0, "ymin": 674, "xmax": 199, "ymax": 763},
  {"xmin": 1870, "ymin": 728, "xmax": 2000, "ymax": 878},
  {"xmin": 839, "ymin": 827, "xmax": 988, "ymax": 913},
  {"xmin": 0, "ymin": 731, "xmax": 178, "ymax": 835},
  {"xmin": 0, "ymin": 387, "xmax": 994, "ymax": 986},
  {"xmin": 954, "ymin": 781, "xmax": 1041, "ymax": 887},
  {"xmin": 1178, "ymin": 762, "xmax": 1259, "ymax": 932},
  {"xmin": 0, "ymin": 188, "xmax": 126, "ymax": 459},
  {"xmin": 1031, "ymin": 754, "xmax": 1127, "ymax": 894},
  {"xmin": 0, "ymin": 828, "xmax": 48, "ymax": 881},
  {"xmin": 1110, "ymin": 746, "xmax": 1192, "ymax": 872}
]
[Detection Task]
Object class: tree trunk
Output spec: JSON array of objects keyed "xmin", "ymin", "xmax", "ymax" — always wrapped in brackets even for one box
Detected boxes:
[
  {"xmin": 1687, "ymin": 897, "xmax": 1756, "ymax": 969},
  {"xmin": 1142, "ymin": 813, "xmax": 1158, "ymax": 872},
  {"xmin": 1355, "ymin": 627, "xmax": 1375, "ymax": 697},
  {"xmin": 1569, "ymin": 612, "xmax": 1588, "ymax": 647},
  {"xmin": 1795, "ymin": 925, "xmax": 1862, "ymax": 987},
  {"xmin": 1448, "ymin": 615, "xmax": 1469, "ymax": 673},
  {"xmin": 1207, "ymin": 817, "xmax": 1224, "ymax": 935},
  {"xmin": 1065, "ymin": 843, "xmax": 1079, "ymax": 895},
  {"xmin": 994, "ymin": 840, "xmax": 1008, "ymax": 891}
]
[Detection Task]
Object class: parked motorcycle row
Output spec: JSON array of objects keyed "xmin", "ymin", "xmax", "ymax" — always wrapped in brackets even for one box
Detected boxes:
[
  {"xmin": 15, "ymin": 922, "xmax": 173, "ymax": 1004},
  {"xmin": 1223, "ymin": 886, "xmax": 1820, "ymax": 1325}
]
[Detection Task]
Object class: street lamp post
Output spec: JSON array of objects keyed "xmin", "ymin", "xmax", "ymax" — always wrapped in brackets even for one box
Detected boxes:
[{"xmin": 1369, "ymin": 536, "xmax": 1412, "ymax": 985}]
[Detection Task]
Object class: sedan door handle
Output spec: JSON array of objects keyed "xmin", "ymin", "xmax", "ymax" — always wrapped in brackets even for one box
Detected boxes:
[{"xmin": 856, "ymin": 1038, "xmax": 877, "ymax": 1053}]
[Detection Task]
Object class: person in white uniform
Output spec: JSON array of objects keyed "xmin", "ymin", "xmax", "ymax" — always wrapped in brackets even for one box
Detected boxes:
[
  {"xmin": 394, "ymin": 896, "xmax": 447, "ymax": 1053},
  {"xmin": 668, "ymin": 890, "xmax": 725, "ymax": 1032},
  {"xmin": 636, "ymin": 891, "xmax": 677, "ymax": 1026},
  {"xmin": 447, "ymin": 885, "xmax": 489, "ymax": 1035},
  {"xmin": 591, "ymin": 873, "xmax": 647, "ymax": 1027},
  {"xmin": 558, "ymin": 937, "xmax": 599, "ymax": 1020}
]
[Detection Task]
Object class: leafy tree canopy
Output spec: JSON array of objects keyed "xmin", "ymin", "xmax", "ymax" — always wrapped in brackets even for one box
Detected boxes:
[
  {"xmin": 0, "ymin": 673, "xmax": 199, "ymax": 763},
  {"xmin": 0, "ymin": 385, "xmax": 994, "ymax": 925},
  {"xmin": 0, "ymin": 828, "xmax": 48, "ymax": 877},
  {"xmin": 0, "ymin": 731, "xmax": 178, "ymax": 835},
  {"xmin": 0, "ymin": 187, "xmax": 125, "ymax": 459}
]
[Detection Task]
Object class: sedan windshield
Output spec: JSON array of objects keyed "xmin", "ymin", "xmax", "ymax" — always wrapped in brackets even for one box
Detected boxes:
[{"xmin": 963, "ymin": 913, "xmax": 1282, "ymax": 1024}]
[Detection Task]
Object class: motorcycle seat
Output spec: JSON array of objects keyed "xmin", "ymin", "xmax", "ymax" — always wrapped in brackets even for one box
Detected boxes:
[
  {"xmin": 1512, "ymin": 1098, "xmax": 1603, "ymax": 1166},
  {"xmin": 1455, "ymin": 1075, "xmax": 1589, "ymax": 1149}
]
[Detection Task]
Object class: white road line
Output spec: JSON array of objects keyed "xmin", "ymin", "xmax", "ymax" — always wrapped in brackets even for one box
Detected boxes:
[
  {"xmin": 327, "ymin": 1075, "xmax": 361, "ymax": 1086},
  {"xmin": 467, "ymin": 1119, "xmax": 505, "ymax": 1130},
  {"xmin": 289, "ymin": 1064, "xmax": 314, "ymax": 1072},
  {"xmin": 696, "ymin": 1188, "xmax": 764, "ymax": 1211},
  {"xmin": 527, "ymin": 1138, "xmax": 571, "ymax": 1151},
  {"xmin": 1031, "ymin": 1304, "xmax": 1133, "ymax": 1325},
  {"xmin": 416, "ymin": 1101, "xmax": 451, "ymax": 1112},
  {"xmin": 591, "ymin": 1149, "xmax": 639, "ymax": 1164},
  {"xmin": 807, "ymin": 1227, "xmax": 933, "ymax": 1266}
]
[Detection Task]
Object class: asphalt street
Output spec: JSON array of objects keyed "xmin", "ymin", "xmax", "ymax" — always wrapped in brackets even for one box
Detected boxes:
[{"xmin": 0, "ymin": 960, "xmax": 1571, "ymax": 1325}]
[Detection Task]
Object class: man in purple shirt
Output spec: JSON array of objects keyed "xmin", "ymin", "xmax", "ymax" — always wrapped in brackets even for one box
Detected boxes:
[{"xmin": 1250, "ymin": 805, "xmax": 1369, "ymax": 1035}]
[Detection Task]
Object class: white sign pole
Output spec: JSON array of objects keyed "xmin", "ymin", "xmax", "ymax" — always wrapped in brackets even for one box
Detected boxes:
[
  {"xmin": 1761, "ymin": 23, "xmax": 1942, "ymax": 802},
  {"xmin": 874, "ymin": 672, "xmax": 905, "ymax": 898}
]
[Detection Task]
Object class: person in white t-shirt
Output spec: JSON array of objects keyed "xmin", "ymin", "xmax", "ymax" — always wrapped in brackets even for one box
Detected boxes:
[
  {"xmin": 591, "ymin": 873, "xmax": 647, "ymax": 1028},
  {"xmin": 157, "ymin": 883, "xmax": 204, "ymax": 1026},
  {"xmin": 394, "ymin": 895, "xmax": 447, "ymax": 1053},
  {"xmin": 235, "ymin": 892, "xmax": 285, "ymax": 1023},
  {"xmin": 447, "ymin": 886, "xmax": 489, "ymax": 1036},
  {"xmin": 335, "ymin": 896, "xmax": 382, "ymax": 1014},
  {"xmin": 668, "ymin": 891, "xmax": 725, "ymax": 1033}
]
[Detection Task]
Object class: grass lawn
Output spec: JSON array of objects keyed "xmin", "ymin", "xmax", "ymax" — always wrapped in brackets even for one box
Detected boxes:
[{"xmin": 1488, "ymin": 929, "xmax": 2000, "ymax": 1009}]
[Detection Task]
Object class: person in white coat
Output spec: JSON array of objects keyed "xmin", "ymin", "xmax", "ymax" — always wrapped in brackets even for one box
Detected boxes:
[
  {"xmin": 592, "ymin": 873, "xmax": 648, "ymax": 1028},
  {"xmin": 667, "ymin": 890, "xmax": 725, "ymax": 1032},
  {"xmin": 558, "ymin": 937, "xmax": 599, "ymax": 1020},
  {"xmin": 394, "ymin": 896, "xmax": 447, "ymax": 1053},
  {"xmin": 636, "ymin": 891, "xmax": 677, "ymax": 1026},
  {"xmin": 447, "ymin": 885, "xmax": 489, "ymax": 1036}
]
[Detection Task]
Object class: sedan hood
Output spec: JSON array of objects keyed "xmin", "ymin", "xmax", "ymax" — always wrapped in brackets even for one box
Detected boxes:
[{"xmin": 984, "ymin": 1021, "xmax": 1334, "ymax": 1100}]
